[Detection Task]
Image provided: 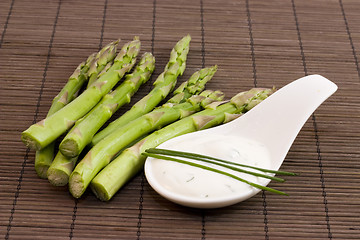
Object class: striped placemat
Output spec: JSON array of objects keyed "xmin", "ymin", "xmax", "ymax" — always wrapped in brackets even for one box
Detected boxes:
[{"xmin": 1, "ymin": 0, "xmax": 359, "ymax": 239}]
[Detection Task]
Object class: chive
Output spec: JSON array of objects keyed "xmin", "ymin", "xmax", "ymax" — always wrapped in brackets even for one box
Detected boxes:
[
  {"xmin": 148, "ymin": 150, "xmax": 285, "ymax": 182},
  {"xmin": 144, "ymin": 148, "xmax": 296, "ymax": 195},
  {"xmin": 146, "ymin": 148, "xmax": 296, "ymax": 176},
  {"xmin": 143, "ymin": 152, "xmax": 288, "ymax": 195}
]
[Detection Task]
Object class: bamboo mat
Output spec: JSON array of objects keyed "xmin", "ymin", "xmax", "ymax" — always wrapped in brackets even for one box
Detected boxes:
[{"xmin": 0, "ymin": 0, "xmax": 359, "ymax": 239}]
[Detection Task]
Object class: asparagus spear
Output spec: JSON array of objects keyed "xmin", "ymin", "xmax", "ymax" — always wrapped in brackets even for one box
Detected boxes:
[
  {"xmin": 90, "ymin": 35, "xmax": 191, "ymax": 146},
  {"xmin": 34, "ymin": 41, "xmax": 119, "ymax": 179},
  {"xmin": 69, "ymin": 89, "xmax": 224, "ymax": 198},
  {"xmin": 90, "ymin": 88, "xmax": 274, "ymax": 201},
  {"xmin": 59, "ymin": 52, "xmax": 155, "ymax": 158},
  {"xmin": 21, "ymin": 37, "xmax": 141, "ymax": 151}
]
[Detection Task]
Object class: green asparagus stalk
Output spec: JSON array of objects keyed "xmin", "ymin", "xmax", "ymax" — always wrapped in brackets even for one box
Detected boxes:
[
  {"xmin": 59, "ymin": 52, "xmax": 155, "ymax": 158},
  {"xmin": 90, "ymin": 35, "xmax": 191, "ymax": 146},
  {"xmin": 69, "ymin": 90, "xmax": 224, "ymax": 198},
  {"xmin": 34, "ymin": 42, "xmax": 118, "ymax": 179},
  {"xmin": 21, "ymin": 37, "xmax": 141, "ymax": 151},
  {"xmin": 90, "ymin": 88, "xmax": 274, "ymax": 201}
]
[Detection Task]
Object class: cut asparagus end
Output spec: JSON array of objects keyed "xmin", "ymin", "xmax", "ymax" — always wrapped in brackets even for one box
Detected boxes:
[
  {"xmin": 60, "ymin": 138, "xmax": 80, "ymax": 158},
  {"xmin": 34, "ymin": 144, "xmax": 55, "ymax": 179},
  {"xmin": 90, "ymin": 182, "xmax": 110, "ymax": 201},
  {"xmin": 34, "ymin": 163, "xmax": 49, "ymax": 179},
  {"xmin": 21, "ymin": 132, "xmax": 41, "ymax": 150},
  {"xmin": 47, "ymin": 168, "xmax": 70, "ymax": 187},
  {"xmin": 69, "ymin": 172, "xmax": 85, "ymax": 198},
  {"xmin": 47, "ymin": 151, "xmax": 78, "ymax": 186}
]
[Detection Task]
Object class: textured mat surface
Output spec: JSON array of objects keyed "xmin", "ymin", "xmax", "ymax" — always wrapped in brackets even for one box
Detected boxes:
[{"xmin": 1, "ymin": 0, "xmax": 359, "ymax": 239}]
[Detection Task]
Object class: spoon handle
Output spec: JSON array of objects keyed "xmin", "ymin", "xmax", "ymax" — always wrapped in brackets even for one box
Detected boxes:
[{"xmin": 226, "ymin": 74, "xmax": 338, "ymax": 169}]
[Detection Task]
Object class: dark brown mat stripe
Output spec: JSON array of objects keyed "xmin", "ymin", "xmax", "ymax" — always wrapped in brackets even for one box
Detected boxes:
[
  {"xmin": 0, "ymin": 0, "xmax": 14, "ymax": 49},
  {"xmin": 136, "ymin": 2, "xmax": 156, "ymax": 238},
  {"xmin": 292, "ymin": 0, "xmax": 332, "ymax": 238},
  {"xmin": 339, "ymin": 0, "xmax": 360, "ymax": 78},
  {"xmin": 245, "ymin": 1, "xmax": 269, "ymax": 238},
  {"xmin": 1, "ymin": 0, "xmax": 360, "ymax": 239}
]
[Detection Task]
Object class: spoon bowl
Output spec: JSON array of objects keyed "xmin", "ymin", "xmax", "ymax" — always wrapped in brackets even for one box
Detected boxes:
[{"xmin": 145, "ymin": 75, "xmax": 338, "ymax": 208}]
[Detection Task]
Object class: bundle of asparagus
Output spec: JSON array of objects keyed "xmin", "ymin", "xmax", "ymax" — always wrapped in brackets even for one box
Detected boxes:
[
  {"xmin": 21, "ymin": 34, "xmax": 283, "ymax": 202},
  {"xmin": 45, "ymin": 35, "xmax": 191, "ymax": 187}
]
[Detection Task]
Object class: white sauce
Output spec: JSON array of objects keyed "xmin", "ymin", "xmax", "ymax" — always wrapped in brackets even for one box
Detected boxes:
[{"xmin": 151, "ymin": 134, "xmax": 273, "ymax": 200}]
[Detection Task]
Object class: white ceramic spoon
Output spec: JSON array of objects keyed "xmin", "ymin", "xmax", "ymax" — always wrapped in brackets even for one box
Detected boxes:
[{"xmin": 145, "ymin": 74, "xmax": 338, "ymax": 208}]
